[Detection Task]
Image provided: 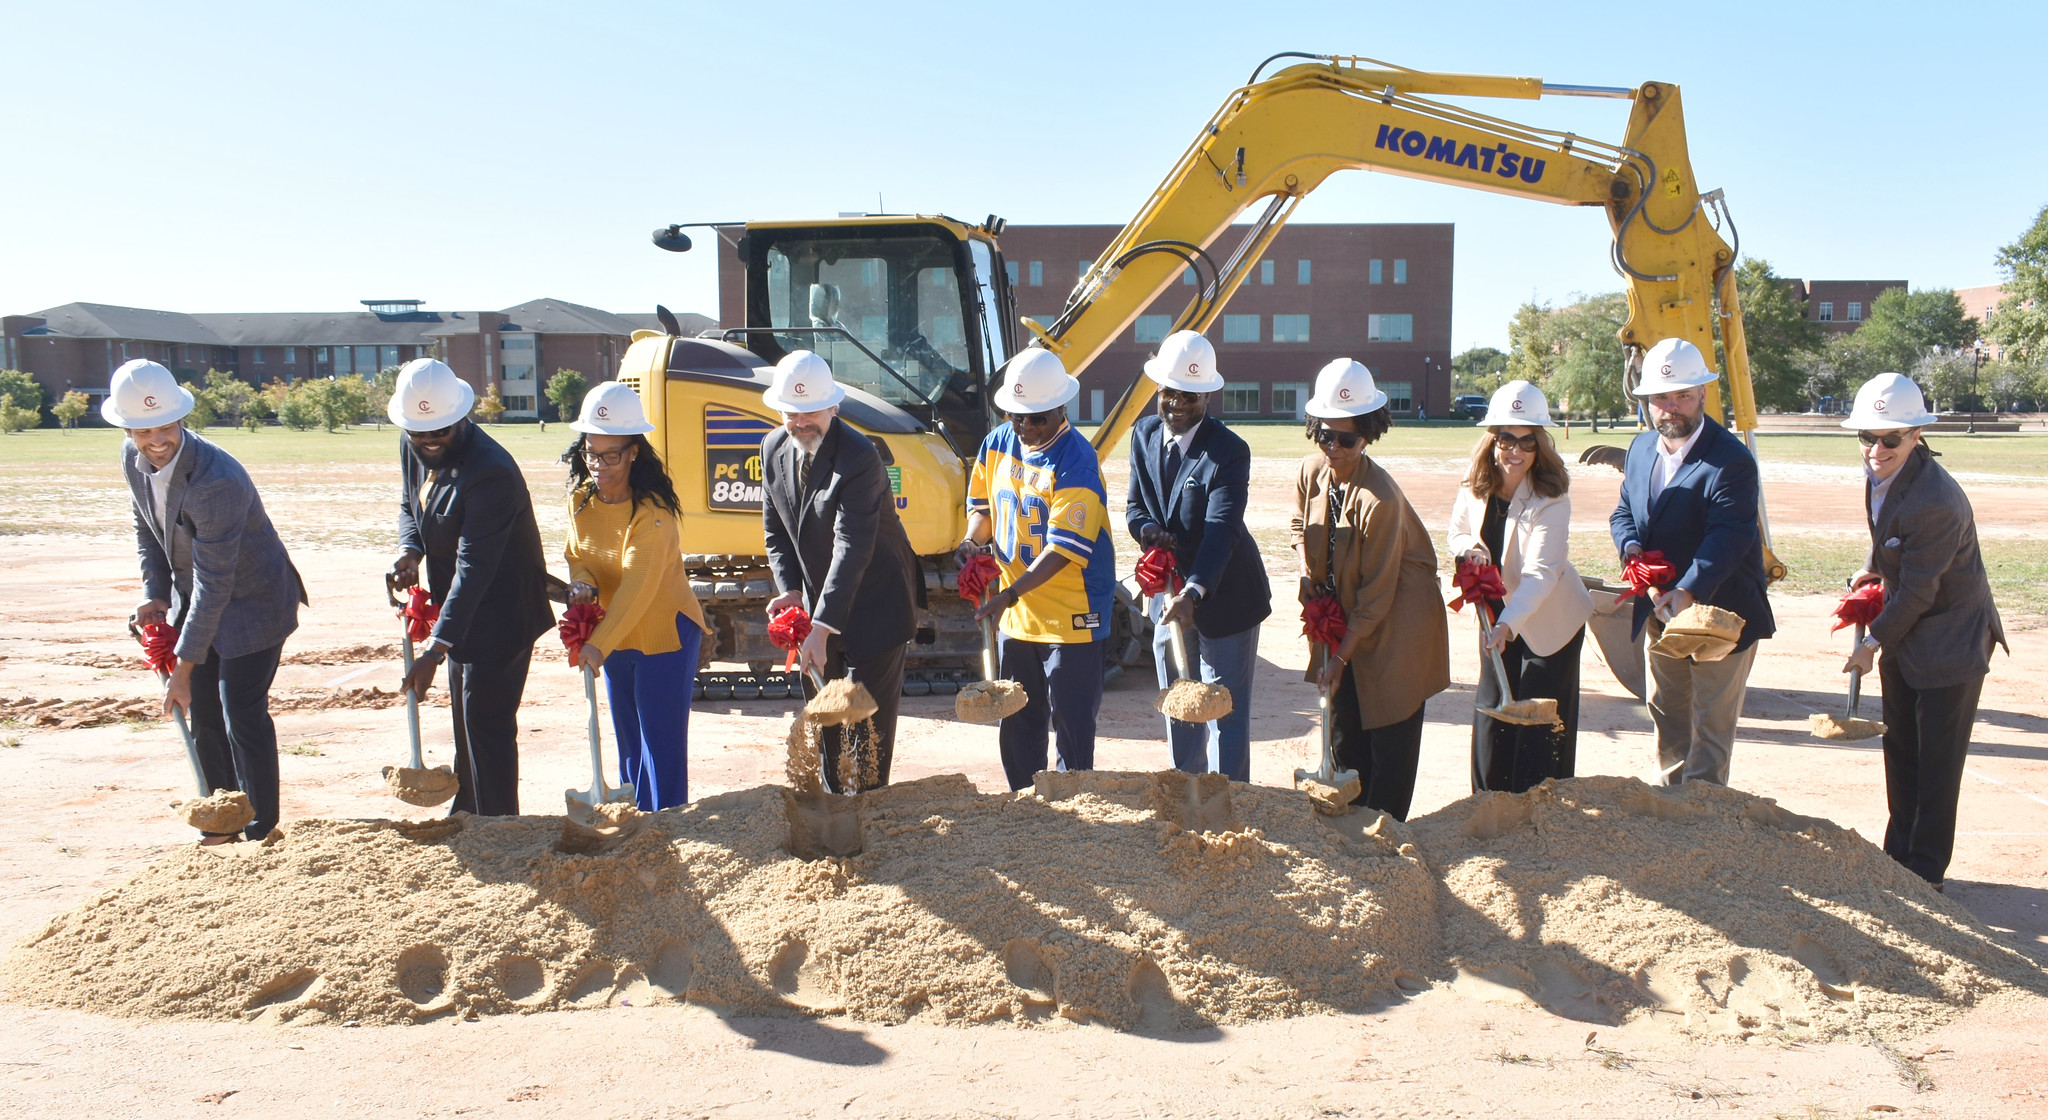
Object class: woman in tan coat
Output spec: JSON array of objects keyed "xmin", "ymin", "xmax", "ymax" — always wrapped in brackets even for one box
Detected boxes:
[{"xmin": 1290, "ymin": 359, "xmax": 1450, "ymax": 820}]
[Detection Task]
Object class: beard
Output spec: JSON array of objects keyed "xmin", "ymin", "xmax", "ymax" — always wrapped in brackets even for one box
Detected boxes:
[
  {"xmin": 1653, "ymin": 410, "xmax": 1699, "ymax": 440},
  {"xmin": 790, "ymin": 429, "xmax": 826, "ymax": 454}
]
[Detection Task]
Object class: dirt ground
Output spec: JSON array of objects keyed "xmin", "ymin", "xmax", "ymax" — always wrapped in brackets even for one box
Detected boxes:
[{"xmin": 2, "ymin": 445, "xmax": 2045, "ymax": 1119}]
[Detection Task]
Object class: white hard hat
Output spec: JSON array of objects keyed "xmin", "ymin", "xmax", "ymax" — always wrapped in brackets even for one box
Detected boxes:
[
  {"xmin": 1142, "ymin": 330, "xmax": 1224, "ymax": 393},
  {"xmin": 387, "ymin": 358, "xmax": 476, "ymax": 431},
  {"xmin": 101, "ymin": 359, "xmax": 194, "ymax": 428},
  {"xmin": 761, "ymin": 350, "xmax": 846, "ymax": 413},
  {"xmin": 571, "ymin": 381, "xmax": 656, "ymax": 436},
  {"xmin": 1841, "ymin": 372, "xmax": 1938, "ymax": 431},
  {"xmin": 993, "ymin": 348, "xmax": 1080, "ymax": 414},
  {"xmin": 1632, "ymin": 338, "xmax": 1717, "ymax": 397},
  {"xmin": 1305, "ymin": 358, "xmax": 1387, "ymax": 419},
  {"xmin": 1478, "ymin": 379, "xmax": 1555, "ymax": 427}
]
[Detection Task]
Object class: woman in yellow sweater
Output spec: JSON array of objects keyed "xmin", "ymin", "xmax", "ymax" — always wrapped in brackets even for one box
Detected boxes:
[{"xmin": 561, "ymin": 382, "xmax": 707, "ymax": 810}]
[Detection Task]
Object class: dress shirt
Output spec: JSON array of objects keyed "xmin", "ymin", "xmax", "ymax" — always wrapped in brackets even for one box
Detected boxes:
[{"xmin": 1648, "ymin": 424, "xmax": 1704, "ymax": 505}]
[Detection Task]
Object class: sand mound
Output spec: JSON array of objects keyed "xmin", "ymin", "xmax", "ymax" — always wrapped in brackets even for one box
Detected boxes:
[
  {"xmin": 1406, "ymin": 777, "xmax": 2048, "ymax": 1040},
  {"xmin": 179, "ymin": 789, "xmax": 255, "ymax": 834},
  {"xmin": 4, "ymin": 771, "xmax": 1436, "ymax": 1030}
]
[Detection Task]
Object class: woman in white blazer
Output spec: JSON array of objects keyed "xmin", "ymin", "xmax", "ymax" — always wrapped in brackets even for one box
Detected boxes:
[{"xmin": 1446, "ymin": 381, "xmax": 1596, "ymax": 793}]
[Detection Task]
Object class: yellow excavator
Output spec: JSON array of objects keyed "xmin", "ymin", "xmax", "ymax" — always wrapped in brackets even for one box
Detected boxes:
[{"xmin": 621, "ymin": 54, "xmax": 1772, "ymax": 699}]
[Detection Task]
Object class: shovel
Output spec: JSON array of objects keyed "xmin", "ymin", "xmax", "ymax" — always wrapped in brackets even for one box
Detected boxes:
[
  {"xmin": 1157, "ymin": 599, "xmax": 1232, "ymax": 723},
  {"xmin": 131, "ymin": 621, "xmax": 255, "ymax": 835},
  {"xmin": 1810, "ymin": 621, "xmax": 1885, "ymax": 741},
  {"xmin": 957, "ymin": 615, "xmax": 1026, "ymax": 723},
  {"xmin": 1294, "ymin": 651, "xmax": 1361, "ymax": 814},
  {"xmin": 381, "ymin": 581, "xmax": 458, "ymax": 806},
  {"xmin": 1474, "ymin": 602, "xmax": 1561, "ymax": 729},
  {"xmin": 565, "ymin": 662, "xmax": 636, "ymax": 823}
]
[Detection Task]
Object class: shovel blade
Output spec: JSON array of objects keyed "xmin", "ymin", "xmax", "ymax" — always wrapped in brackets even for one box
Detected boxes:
[{"xmin": 564, "ymin": 782, "xmax": 638, "ymax": 825}]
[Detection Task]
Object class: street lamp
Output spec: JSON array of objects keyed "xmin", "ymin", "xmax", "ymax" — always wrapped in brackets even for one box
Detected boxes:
[
  {"xmin": 1421, "ymin": 355, "xmax": 1438, "ymax": 421},
  {"xmin": 1969, "ymin": 338, "xmax": 1985, "ymax": 434}
]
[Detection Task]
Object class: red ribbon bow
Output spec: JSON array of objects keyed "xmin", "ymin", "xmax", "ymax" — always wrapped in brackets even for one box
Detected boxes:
[
  {"xmin": 135, "ymin": 622, "xmax": 179, "ymax": 677},
  {"xmin": 767, "ymin": 606, "xmax": 813, "ymax": 671},
  {"xmin": 558, "ymin": 602, "xmax": 606, "ymax": 666},
  {"xmin": 1134, "ymin": 546, "xmax": 1179, "ymax": 597},
  {"xmin": 957, "ymin": 553, "xmax": 1002, "ymax": 606},
  {"xmin": 1301, "ymin": 594, "xmax": 1347, "ymax": 651},
  {"xmin": 397, "ymin": 587, "xmax": 439, "ymax": 644},
  {"xmin": 1831, "ymin": 582, "xmax": 1886, "ymax": 633},
  {"xmin": 1448, "ymin": 560, "xmax": 1507, "ymax": 613},
  {"xmin": 1618, "ymin": 550, "xmax": 1678, "ymax": 601}
]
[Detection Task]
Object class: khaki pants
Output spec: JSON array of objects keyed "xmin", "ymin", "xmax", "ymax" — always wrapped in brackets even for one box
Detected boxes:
[{"xmin": 1645, "ymin": 627, "xmax": 1758, "ymax": 787}]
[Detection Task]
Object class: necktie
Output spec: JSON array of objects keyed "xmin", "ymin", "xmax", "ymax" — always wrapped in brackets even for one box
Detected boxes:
[
  {"xmin": 1163, "ymin": 439, "xmax": 1182, "ymax": 487},
  {"xmin": 800, "ymin": 452, "xmax": 813, "ymax": 490}
]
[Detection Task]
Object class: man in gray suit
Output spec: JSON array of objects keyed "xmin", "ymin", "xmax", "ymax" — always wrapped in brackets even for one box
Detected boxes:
[
  {"xmin": 1840, "ymin": 374, "xmax": 2006, "ymax": 890},
  {"xmin": 109, "ymin": 360, "xmax": 305, "ymax": 843}
]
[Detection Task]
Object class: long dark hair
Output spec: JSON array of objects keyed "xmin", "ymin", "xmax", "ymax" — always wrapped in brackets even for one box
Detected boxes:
[
  {"xmin": 1304, "ymin": 405, "xmax": 1392, "ymax": 446},
  {"xmin": 561, "ymin": 433, "xmax": 681, "ymax": 516}
]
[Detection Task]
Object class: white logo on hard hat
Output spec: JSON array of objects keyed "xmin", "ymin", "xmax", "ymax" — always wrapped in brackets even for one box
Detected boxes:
[
  {"xmin": 143, "ymin": 395, "xmax": 157, "ymax": 408},
  {"xmin": 596, "ymin": 406, "xmax": 610, "ymax": 419},
  {"xmin": 1874, "ymin": 399, "xmax": 1887, "ymax": 412}
]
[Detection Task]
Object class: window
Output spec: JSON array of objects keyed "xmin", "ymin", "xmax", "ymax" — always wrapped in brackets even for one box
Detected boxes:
[
  {"xmin": 1369, "ymin": 259, "xmax": 1383, "ymax": 284},
  {"xmin": 1394, "ymin": 259, "xmax": 1408, "ymax": 284},
  {"xmin": 1847, "ymin": 301, "xmax": 1863, "ymax": 322},
  {"xmin": 1221, "ymin": 382, "xmax": 1260, "ymax": 414},
  {"xmin": 1134, "ymin": 315, "xmax": 1171, "ymax": 344},
  {"xmin": 251, "ymin": 347, "xmax": 265, "ymax": 363},
  {"xmin": 860, "ymin": 260, "xmax": 881, "ymax": 287},
  {"xmin": 502, "ymin": 364, "xmax": 535, "ymax": 381},
  {"xmin": 1366, "ymin": 314, "xmax": 1413, "ymax": 342},
  {"xmin": 1297, "ymin": 259, "xmax": 1311, "ymax": 285},
  {"xmin": 1380, "ymin": 380, "xmax": 1414, "ymax": 412},
  {"xmin": 1221, "ymin": 314, "xmax": 1261, "ymax": 343},
  {"xmin": 381, "ymin": 345, "xmax": 399, "ymax": 369},
  {"xmin": 283, "ymin": 347, "xmax": 296, "ymax": 363},
  {"xmin": 1029, "ymin": 261, "xmax": 1043, "ymax": 287},
  {"xmin": 1260, "ymin": 260, "xmax": 1274, "ymax": 285},
  {"xmin": 1818, "ymin": 301, "xmax": 1834, "ymax": 322},
  {"xmin": 1006, "ymin": 261, "xmax": 1018, "ymax": 285},
  {"xmin": 332, "ymin": 347, "xmax": 352, "ymax": 375},
  {"xmin": 314, "ymin": 347, "xmax": 329, "ymax": 363},
  {"xmin": 1182, "ymin": 267, "xmax": 1196, "ymax": 286},
  {"xmin": 1270, "ymin": 381, "xmax": 1306, "ymax": 419},
  {"xmin": 355, "ymin": 346, "xmax": 379, "ymax": 373},
  {"xmin": 1272, "ymin": 314, "xmax": 1310, "ymax": 343},
  {"xmin": 504, "ymin": 395, "xmax": 536, "ymax": 412},
  {"xmin": 502, "ymin": 338, "xmax": 534, "ymax": 350}
]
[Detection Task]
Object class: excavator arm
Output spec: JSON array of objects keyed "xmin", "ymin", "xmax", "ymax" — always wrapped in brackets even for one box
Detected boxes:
[{"xmin": 1035, "ymin": 56, "xmax": 1757, "ymax": 466}]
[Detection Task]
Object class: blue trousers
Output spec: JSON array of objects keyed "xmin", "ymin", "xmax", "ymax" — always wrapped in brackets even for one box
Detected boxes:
[
  {"xmin": 187, "ymin": 641, "xmax": 283, "ymax": 840},
  {"xmin": 601, "ymin": 612, "xmax": 701, "ymax": 810},
  {"xmin": 1149, "ymin": 598, "xmax": 1258, "ymax": 782},
  {"xmin": 996, "ymin": 635, "xmax": 1104, "ymax": 791}
]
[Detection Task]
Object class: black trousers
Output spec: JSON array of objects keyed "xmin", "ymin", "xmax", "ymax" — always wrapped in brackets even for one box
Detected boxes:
[
  {"xmin": 1329, "ymin": 673, "xmax": 1427, "ymax": 822},
  {"xmin": 448, "ymin": 648, "xmax": 532, "ymax": 817},
  {"xmin": 1472, "ymin": 626, "xmax": 1584, "ymax": 794},
  {"xmin": 1879, "ymin": 657, "xmax": 1985, "ymax": 885},
  {"xmin": 187, "ymin": 642, "xmax": 284, "ymax": 840},
  {"xmin": 801, "ymin": 639, "xmax": 906, "ymax": 794}
]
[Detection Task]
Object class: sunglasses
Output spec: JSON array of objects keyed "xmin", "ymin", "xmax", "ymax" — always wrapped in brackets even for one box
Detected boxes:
[
  {"xmin": 1857, "ymin": 430, "xmax": 1909, "ymax": 449},
  {"xmin": 1493, "ymin": 432, "xmax": 1540, "ymax": 452},
  {"xmin": 582, "ymin": 444, "xmax": 634, "ymax": 467},
  {"xmin": 1313, "ymin": 426, "xmax": 1362, "ymax": 449},
  {"xmin": 406, "ymin": 424, "xmax": 457, "ymax": 442},
  {"xmin": 1007, "ymin": 410, "xmax": 1059, "ymax": 428}
]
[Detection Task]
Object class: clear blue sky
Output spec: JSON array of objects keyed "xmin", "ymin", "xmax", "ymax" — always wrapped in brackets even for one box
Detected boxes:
[{"xmin": 4, "ymin": 0, "xmax": 2041, "ymax": 353}]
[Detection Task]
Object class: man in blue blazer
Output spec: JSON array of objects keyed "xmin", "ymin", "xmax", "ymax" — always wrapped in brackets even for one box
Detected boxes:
[
  {"xmin": 1126, "ymin": 331, "xmax": 1272, "ymax": 781},
  {"xmin": 110, "ymin": 360, "xmax": 305, "ymax": 843},
  {"xmin": 1609, "ymin": 338, "xmax": 1775, "ymax": 787}
]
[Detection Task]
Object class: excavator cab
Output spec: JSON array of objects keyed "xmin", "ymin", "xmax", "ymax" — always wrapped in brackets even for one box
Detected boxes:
[{"xmin": 734, "ymin": 216, "xmax": 1014, "ymax": 457}]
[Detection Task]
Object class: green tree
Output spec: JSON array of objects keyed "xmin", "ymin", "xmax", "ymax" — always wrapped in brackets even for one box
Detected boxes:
[
  {"xmin": 476, "ymin": 383, "xmax": 507, "ymax": 423},
  {"xmin": 544, "ymin": 368, "xmax": 588, "ymax": 423},
  {"xmin": 1988, "ymin": 203, "xmax": 2048, "ymax": 364},
  {"xmin": 1855, "ymin": 288, "xmax": 1976, "ymax": 374},
  {"xmin": 0, "ymin": 370, "xmax": 45, "ymax": 419},
  {"xmin": 1910, "ymin": 350, "xmax": 1977, "ymax": 412},
  {"xmin": 1981, "ymin": 358, "xmax": 2043, "ymax": 412},
  {"xmin": 1793, "ymin": 333, "xmax": 1876, "ymax": 411},
  {"xmin": 181, "ymin": 381, "xmax": 217, "ymax": 429},
  {"xmin": 1730, "ymin": 259, "xmax": 1823, "ymax": 412},
  {"xmin": 1505, "ymin": 293, "xmax": 1633, "ymax": 420},
  {"xmin": 0, "ymin": 393, "xmax": 41, "ymax": 434},
  {"xmin": 366, "ymin": 366, "xmax": 399, "ymax": 428},
  {"xmin": 277, "ymin": 383, "xmax": 322, "ymax": 431},
  {"xmin": 200, "ymin": 369, "xmax": 254, "ymax": 427},
  {"xmin": 53, "ymin": 390, "xmax": 90, "ymax": 431},
  {"xmin": 1504, "ymin": 302, "xmax": 1554, "ymax": 385},
  {"xmin": 1451, "ymin": 347, "xmax": 1508, "ymax": 393}
]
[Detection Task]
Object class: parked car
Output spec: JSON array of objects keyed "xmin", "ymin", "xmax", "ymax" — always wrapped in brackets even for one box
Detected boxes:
[{"xmin": 1455, "ymin": 394, "xmax": 1488, "ymax": 420}]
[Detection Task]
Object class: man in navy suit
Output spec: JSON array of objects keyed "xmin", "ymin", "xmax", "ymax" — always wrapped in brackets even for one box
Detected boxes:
[
  {"xmin": 1126, "ymin": 331, "xmax": 1272, "ymax": 781},
  {"xmin": 1609, "ymin": 338, "xmax": 1775, "ymax": 787}
]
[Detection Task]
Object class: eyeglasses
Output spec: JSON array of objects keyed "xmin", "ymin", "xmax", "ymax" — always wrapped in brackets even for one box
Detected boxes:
[
  {"xmin": 582, "ymin": 445, "xmax": 634, "ymax": 467},
  {"xmin": 1857, "ymin": 430, "xmax": 1909, "ymax": 449},
  {"xmin": 406, "ymin": 424, "xmax": 456, "ymax": 442},
  {"xmin": 1007, "ymin": 410, "xmax": 1059, "ymax": 428},
  {"xmin": 1493, "ymin": 432, "xmax": 1540, "ymax": 452},
  {"xmin": 1159, "ymin": 389, "xmax": 1204, "ymax": 403},
  {"xmin": 1313, "ymin": 426, "xmax": 1362, "ymax": 449}
]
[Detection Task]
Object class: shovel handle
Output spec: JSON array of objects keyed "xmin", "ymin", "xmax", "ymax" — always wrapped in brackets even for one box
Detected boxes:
[
  {"xmin": 979, "ymin": 617, "xmax": 1001, "ymax": 682},
  {"xmin": 399, "ymin": 628, "xmax": 425, "ymax": 770},
  {"xmin": 1847, "ymin": 622, "xmax": 1865, "ymax": 718},
  {"xmin": 1478, "ymin": 602, "xmax": 1522, "ymax": 706},
  {"xmin": 583, "ymin": 663, "xmax": 606, "ymax": 785}
]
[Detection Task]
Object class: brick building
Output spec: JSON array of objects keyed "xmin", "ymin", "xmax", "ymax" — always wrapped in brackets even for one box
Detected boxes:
[
  {"xmin": 714, "ymin": 221, "xmax": 1456, "ymax": 422},
  {"xmin": 1, "ymin": 298, "xmax": 711, "ymax": 422},
  {"xmin": 1955, "ymin": 284, "xmax": 2010, "ymax": 359},
  {"xmin": 1782, "ymin": 279, "xmax": 1907, "ymax": 334}
]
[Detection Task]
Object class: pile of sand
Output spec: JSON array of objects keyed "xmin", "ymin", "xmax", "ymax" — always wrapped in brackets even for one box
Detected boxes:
[
  {"xmin": 1407, "ymin": 777, "xmax": 2045, "ymax": 1040},
  {"xmin": 3, "ymin": 771, "xmax": 1436, "ymax": 1030}
]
